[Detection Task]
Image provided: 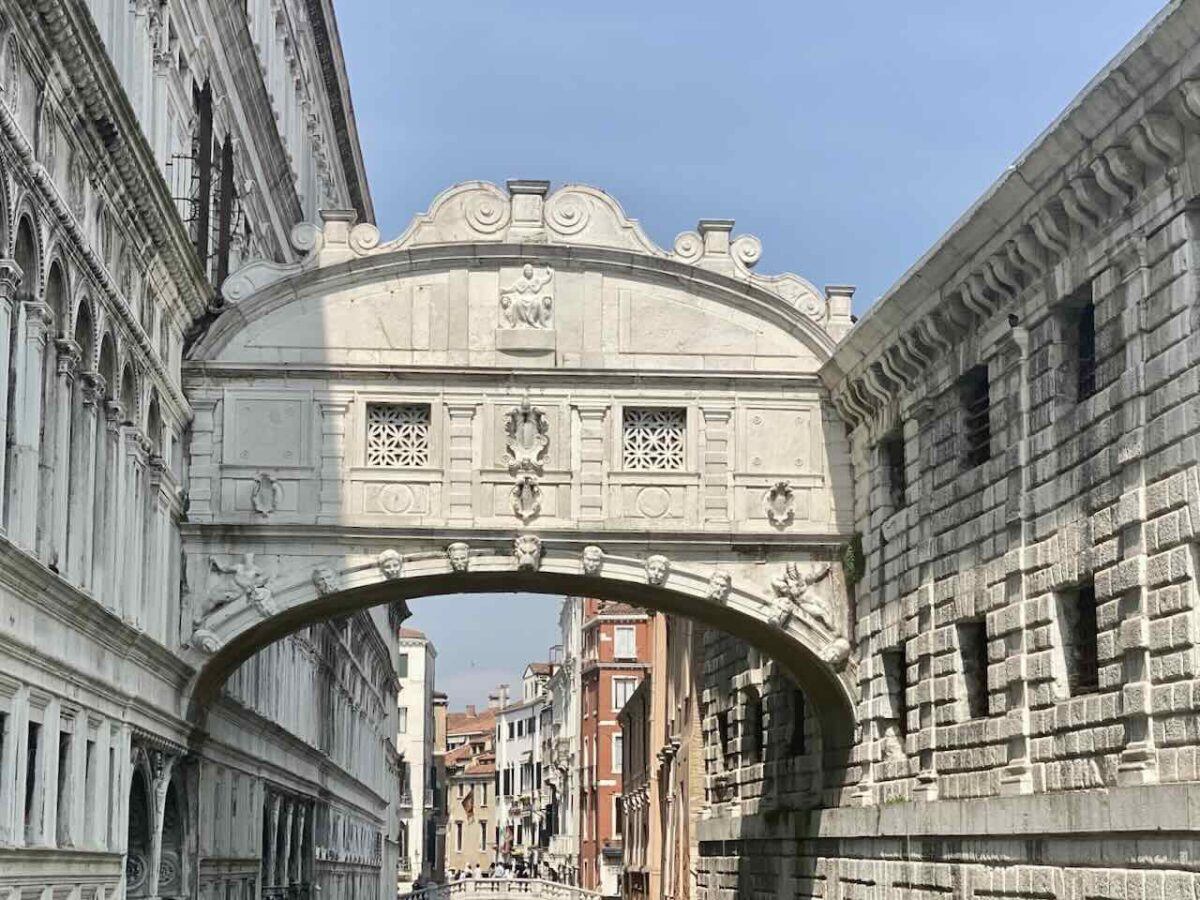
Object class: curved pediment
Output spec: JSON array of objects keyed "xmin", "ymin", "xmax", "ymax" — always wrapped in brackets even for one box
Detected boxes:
[{"xmin": 197, "ymin": 181, "xmax": 853, "ymax": 366}]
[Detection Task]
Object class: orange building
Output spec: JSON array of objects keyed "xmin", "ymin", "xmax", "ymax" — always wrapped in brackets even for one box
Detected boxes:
[{"xmin": 578, "ymin": 600, "xmax": 651, "ymax": 895}]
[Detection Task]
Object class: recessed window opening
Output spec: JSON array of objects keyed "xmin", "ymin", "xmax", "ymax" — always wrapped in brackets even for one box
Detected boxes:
[
  {"xmin": 1058, "ymin": 581, "xmax": 1099, "ymax": 695},
  {"xmin": 960, "ymin": 366, "xmax": 991, "ymax": 468},
  {"xmin": 1075, "ymin": 298, "xmax": 1097, "ymax": 401},
  {"xmin": 957, "ymin": 619, "xmax": 990, "ymax": 719},
  {"xmin": 881, "ymin": 430, "xmax": 907, "ymax": 509},
  {"xmin": 881, "ymin": 646, "xmax": 909, "ymax": 739}
]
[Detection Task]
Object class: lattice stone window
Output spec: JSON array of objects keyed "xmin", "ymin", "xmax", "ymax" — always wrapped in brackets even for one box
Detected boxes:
[
  {"xmin": 366, "ymin": 403, "xmax": 431, "ymax": 467},
  {"xmin": 622, "ymin": 407, "xmax": 686, "ymax": 470}
]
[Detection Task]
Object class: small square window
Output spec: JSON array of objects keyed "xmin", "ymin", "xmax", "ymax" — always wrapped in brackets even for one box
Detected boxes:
[
  {"xmin": 959, "ymin": 366, "xmax": 991, "ymax": 469},
  {"xmin": 366, "ymin": 403, "xmax": 431, "ymax": 467},
  {"xmin": 1057, "ymin": 582, "xmax": 1099, "ymax": 695},
  {"xmin": 957, "ymin": 619, "xmax": 990, "ymax": 719},
  {"xmin": 622, "ymin": 407, "xmax": 686, "ymax": 470}
]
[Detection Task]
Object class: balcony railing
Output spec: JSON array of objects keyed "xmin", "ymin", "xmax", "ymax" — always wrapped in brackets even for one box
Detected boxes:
[{"xmin": 400, "ymin": 879, "xmax": 600, "ymax": 900}]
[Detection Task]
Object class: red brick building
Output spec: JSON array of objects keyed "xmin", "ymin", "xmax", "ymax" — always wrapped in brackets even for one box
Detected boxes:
[{"xmin": 578, "ymin": 600, "xmax": 651, "ymax": 894}]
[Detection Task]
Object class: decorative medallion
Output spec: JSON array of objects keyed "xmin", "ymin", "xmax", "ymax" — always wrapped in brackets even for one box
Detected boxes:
[
  {"xmin": 511, "ymin": 472, "xmax": 543, "ymax": 522},
  {"xmin": 500, "ymin": 264, "xmax": 554, "ymax": 329},
  {"xmin": 251, "ymin": 472, "xmax": 284, "ymax": 516},
  {"xmin": 764, "ymin": 480, "xmax": 795, "ymax": 528},
  {"xmin": 377, "ymin": 549, "xmax": 404, "ymax": 580},
  {"xmin": 447, "ymin": 542, "xmax": 471, "ymax": 573},
  {"xmin": 645, "ymin": 554, "xmax": 671, "ymax": 586},
  {"xmin": 581, "ymin": 545, "xmax": 605, "ymax": 576},
  {"xmin": 635, "ymin": 486, "xmax": 671, "ymax": 519},
  {"xmin": 514, "ymin": 534, "xmax": 543, "ymax": 571},
  {"xmin": 505, "ymin": 396, "xmax": 550, "ymax": 474}
]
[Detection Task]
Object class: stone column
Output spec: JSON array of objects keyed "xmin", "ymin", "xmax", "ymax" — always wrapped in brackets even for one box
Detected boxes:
[
  {"xmin": 265, "ymin": 792, "xmax": 281, "ymax": 887},
  {"xmin": 574, "ymin": 404, "xmax": 607, "ymax": 522},
  {"xmin": 699, "ymin": 405, "xmax": 733, "ymax": 526},
  {"xmin": 144, "ymin": 455, "xmax": 168, "ymax": 643},
  {"xmin": 0, "ymin": 261, "xmax": 22, "ymax": 532},
  {"xmin": 123, "ymin": 432, "xmax": 148, "ymax": 628},
  {"xmin": 445, "ymin": 402, "xmax": 477, "ymax": 522},
  {"xmin": 67, "ymin": 372, "xmax": 102, "ymax": 588},
  {"xmin": 48, "ymin": 338, "xmax": 80, "ymax": 573},
  {"xmin": 279, "ymin": 798, "xmax": 295, "ymax": 886},
  {"xmin": 291, "ymin": 803, "xmax": 308, "ymax": 884},
  {"xmin": 97, "ymin": 401, "xmax": 124, "ymax": 611},
  {"xmin": 8, "ymin": 300, "xmax": 53, "ymax": 549},
  {"xmin": 317, "ymin": 396, "xmax": 351, "ymax": 523},
  {"xmin": 146, "ymin": 749, "xmax": 177, "ymax": 898}
]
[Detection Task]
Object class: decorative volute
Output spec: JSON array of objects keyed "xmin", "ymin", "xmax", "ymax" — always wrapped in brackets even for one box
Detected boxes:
[{"xmin": 221, "ymin": 179, "xmax": 854, "ymax": 339}]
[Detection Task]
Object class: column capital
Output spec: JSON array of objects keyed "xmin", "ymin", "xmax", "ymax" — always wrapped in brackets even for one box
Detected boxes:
[
  {"xmin": 445, "ymin": 401, "xmax": 478, "ymax": 417},
  {"xmin": 700, "ymin": 404, "xmax": 734, "ymax": 422},
  {"xmin": 22, "ymin": 301, "xmax": 54, "ymax": 340},
  {"xmin": 79, "ymin": 371, "xmax": 107, "ymax": 407},
  {"xmin": 55, "ymin": 338, "xmax": 82, "ymax": 378},
  {"xmin": 0, "ymin": 258, "xmax": 23, "ymax": 304}
]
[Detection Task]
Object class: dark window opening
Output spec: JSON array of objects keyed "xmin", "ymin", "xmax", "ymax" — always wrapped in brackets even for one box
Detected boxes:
[
  {"xmin": 24, "ymin": 721, "xmax": 41, "ymax": 839},
  {"xmin": 957, "ymin": 620, "xmax": 990, "ymax": 719},
  {"xmin": 881, "ymin": 430, "xmax": 907, "ymax": 509},
  {"xmin": 960, "ymin": 366, "xmax": 991, "ymax": 468},
  {"xmin": 716, "ymin": 708, "xmax": 731, "ymax": 768},
  {"xmin": 1059, "ymin": 582, "xmax": 1100, "ymax": 695},
  {"xmin": 1075, "ymin": 299, "xmax": 1097, "ymax": 400},
  {"xmin": 882, "ymin": 647, "xmax": 909, "ymax": 739},
  {"xmin": 788, "ymin": 690, "xmax": 807, "ymax": 756},
  {"xmin": 55, "ymin": 731, "xmax": 71, "ymax": 845}
]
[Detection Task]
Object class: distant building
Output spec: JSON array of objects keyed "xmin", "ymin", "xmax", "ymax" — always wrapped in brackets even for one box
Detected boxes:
[
  {"xmin": 443, "ymin": 702, "xmax": 499, "ymax": 875},
  {"xmin": 579, "ymin": 600, "xmax": 651, "ymax": 896},
  {"xmin": 618, "ymin": 614, "xmax": 707, "ymax": 900},
  {"xmin": 543, "ymin": 598, "xmax": 585, "ymax": 884},
  {"xmin": 495, "ymin": 663, "xmax": 557, "ymax": 872},
  {"xmin": 396, "ymin": 629, "xmax": 437, "ymax": 892}
]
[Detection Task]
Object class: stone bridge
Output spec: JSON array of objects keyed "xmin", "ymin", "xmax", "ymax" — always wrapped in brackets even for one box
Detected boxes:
[
  {"xmin": 398, "ymin": 878, "xmax": 600, "ymax": 900},
  {"xmin": 181, "ymin": 179, "xmax": 860, "ymax": 759}
]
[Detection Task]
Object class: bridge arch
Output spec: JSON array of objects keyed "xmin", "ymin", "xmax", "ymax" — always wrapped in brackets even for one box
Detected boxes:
[{"xmin": 180, "ymin": 179, "xmax": 859, "ymax": 770}]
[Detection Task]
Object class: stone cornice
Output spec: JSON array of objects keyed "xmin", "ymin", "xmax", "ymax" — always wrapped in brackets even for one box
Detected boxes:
[
  {"xmin": 33, "ymin": 0, "xmax": 211, "ymax": 321},
  {"xmin": 209, "ymin": 0, "xmax": 304, "ymax": 257},
  {"xmin": 305, "ymin": 0, "xmax": 374, "ymax": 224},
  {"xmin": 821, "ymin": 0, "xmax": 1199, "ymax": 432}
]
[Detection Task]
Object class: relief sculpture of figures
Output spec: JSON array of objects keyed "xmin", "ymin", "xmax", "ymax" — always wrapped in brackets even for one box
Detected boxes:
[
  {"xmin": 500, "ymin": 263, "xmax": 554, "ymax": 328},
  {"xmin": 769, "ymin": 562, "xmax": 832, "ymax": 631}
]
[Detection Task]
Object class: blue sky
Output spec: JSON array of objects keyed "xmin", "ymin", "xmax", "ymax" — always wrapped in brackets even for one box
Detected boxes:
[{"xmin": 335, "ymin": 0, "xmax": 1166, "ymax": 706}]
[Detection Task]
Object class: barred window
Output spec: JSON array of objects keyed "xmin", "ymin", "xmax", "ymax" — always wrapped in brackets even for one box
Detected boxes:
[
  {"xmin": 959, "ymin": 366, "xmax": 991, "ymax": 469},
  {"xmin": 366, "ymin": 403, "xmax": 431, "ymax": 467},
  {"xmin": 1074, "ymin": 298, "xmax": 1097, "ymax": 401},
  {"xmin": 622, "ymin": 407, "xmax": 686, "ymax": 470},
  {"xmin": 881, "ymin": 430, "xmax": 906, "ymax": 509}
]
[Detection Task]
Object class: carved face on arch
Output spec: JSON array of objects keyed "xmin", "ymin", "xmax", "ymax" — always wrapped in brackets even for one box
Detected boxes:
[
  {"xmin": 581, "ymin": 545, "xmax": 605, "ymax": 576},
  {"xmin": 377, "ymin": 549, "xmax": 403, "ymax": 581},
  {"xmin": 312, "ymin": 566, "xmax": 339, "ymax": 596},
  {"xmin": 514, "ymin": 534, "xmax": 543, "ymax": 571},
  {"xmin": 447, "ymin": 542, "xmax": 471, "ymax": 573},
  {"xmin": 645, "ymin": 554, "xmax": 670, "ymax": 586},
  {"xmin": 707, "ymin": 570, "xmax": 731, "ymax": 601}
]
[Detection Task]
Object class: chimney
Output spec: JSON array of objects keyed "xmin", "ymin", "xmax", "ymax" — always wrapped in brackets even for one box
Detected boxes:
[{"xmin": 466, "ymin": 704, "xmax": 476, "ymax": 717}]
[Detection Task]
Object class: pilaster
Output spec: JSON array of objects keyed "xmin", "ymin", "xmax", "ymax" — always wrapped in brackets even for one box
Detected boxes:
[
  {"xmin": 8, "ymin": 300, "xmax": 53, "ymax": 549},
  {"xmin": 0, "ymin": 259, "xmax": 23, "ymax": 525},
  {"xmin": 49, "ymin": 337, "xmax": 80, "ymax": 573},
  {"xmin": 700, "ymin": 405, "xmax": 733, "ymax": 526},
  {"xmin": 575, "ymin": 404, "xmax": 607, "ymax": 522},
  {"xmin": 317, "ymin": 396, "xmax": 352, "ymax": 522},
  {"xmin": 445, "ymin": 402, "xmax": 477, "ymax": 523}
]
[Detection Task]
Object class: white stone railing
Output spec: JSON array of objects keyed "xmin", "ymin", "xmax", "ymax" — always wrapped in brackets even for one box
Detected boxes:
[{"xmin": 400, "ymin": 878, "xmax": 600, "ymax": 900}]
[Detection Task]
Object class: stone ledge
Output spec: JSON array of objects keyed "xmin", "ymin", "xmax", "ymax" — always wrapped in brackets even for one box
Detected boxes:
[{"xmin": 810, "ymin": 783, "xmax": 1199, "ymax": 838}]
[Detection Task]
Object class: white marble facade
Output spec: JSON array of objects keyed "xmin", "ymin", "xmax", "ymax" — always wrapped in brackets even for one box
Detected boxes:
[{"xmin": 0, "ymin": 0, "xmax": 393, "ymax": 898}]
